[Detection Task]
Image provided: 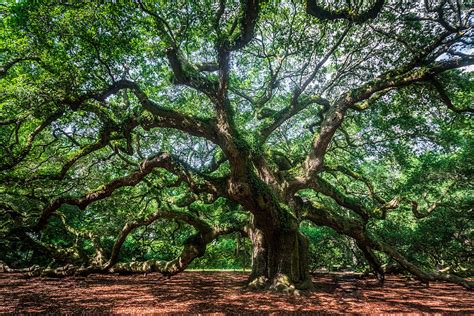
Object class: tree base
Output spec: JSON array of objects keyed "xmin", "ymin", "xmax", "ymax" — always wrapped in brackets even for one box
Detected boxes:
[{"xmin": 247, "ymin": 273, "xmax": 313, "ymax": 294}]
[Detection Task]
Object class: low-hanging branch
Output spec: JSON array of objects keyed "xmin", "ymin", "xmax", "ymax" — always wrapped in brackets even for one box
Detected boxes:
[
  {"xmin": 295, "ymin": 196, "xmax": 473, "ymax": 290},
  {"xmin": 105, "ymin": 208, "xmax": 214, "ymax": 270},
  {"xmin": 2, "ymin": 207, "xmax": 243, "ymax": 278},
  {"xmin": 31, "ymin": 152, "xmax": 226, "ymax": 232},
  {"xmin": 32, "ymin": 153, "xmax": 173, "ymax": 231}
]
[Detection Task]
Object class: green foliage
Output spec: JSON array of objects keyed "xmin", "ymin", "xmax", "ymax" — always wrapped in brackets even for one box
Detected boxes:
[
  {"xmin": 301, "ymin": 223, "xmax": 367, "ymax": 272},
  {"xmin": 190, "ymin": 235, "xmax": 251, "ymax": 270},
  {"xmin": 0, "ymin": 1, "xmax": 472, "ymax": 278}
]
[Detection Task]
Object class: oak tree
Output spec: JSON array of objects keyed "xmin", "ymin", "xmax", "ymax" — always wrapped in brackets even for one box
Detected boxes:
[{"xmin": 1, "ymin": 0, "xmax": 473, "ymax": 291}]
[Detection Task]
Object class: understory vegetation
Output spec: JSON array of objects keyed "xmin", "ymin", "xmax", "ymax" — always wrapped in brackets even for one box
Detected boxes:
[{"xmin": 3, "ymin": 209, "xmax": 472, "ymax": 277}]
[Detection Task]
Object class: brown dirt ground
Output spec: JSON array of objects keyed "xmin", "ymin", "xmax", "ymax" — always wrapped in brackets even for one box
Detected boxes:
[{"xmin": 0, "ymin": 271, "xmax": 472, "ymax": 314}]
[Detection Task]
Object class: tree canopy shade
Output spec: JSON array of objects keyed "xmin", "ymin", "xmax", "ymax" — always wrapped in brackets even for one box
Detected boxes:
[{"xmin": 0, "ymin": 0, "xmax": 473, "ymax": 292}]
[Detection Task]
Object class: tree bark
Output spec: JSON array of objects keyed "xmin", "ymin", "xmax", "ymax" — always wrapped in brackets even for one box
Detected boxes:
[
  {"xmin": 357, "ymin": 241, "xmax": 385, "ymax": 283},
  {"xmin": 246, "ymin": 220, "xmax": 313, "ymax": 292},
  {"xmin": 247, "ymin": 226, "xmax": 267, "ymax": 287}
]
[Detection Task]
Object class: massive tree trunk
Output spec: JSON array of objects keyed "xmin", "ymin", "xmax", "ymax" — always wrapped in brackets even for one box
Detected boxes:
[
  {"xmin": 246, "ymin": 220, "xmax": 313, "ymax": 292},
  {"xmin": 223, "ymin": 160, "xmax": 314, "ymax": 292}
]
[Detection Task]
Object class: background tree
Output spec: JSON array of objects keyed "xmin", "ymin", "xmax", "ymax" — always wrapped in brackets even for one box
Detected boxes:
[{"xmin": 0, "ymin": 0, "xmax": 473, "ymax": 292}]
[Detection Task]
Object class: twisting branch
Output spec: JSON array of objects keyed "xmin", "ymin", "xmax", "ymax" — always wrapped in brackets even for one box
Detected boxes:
[
  {"xmin": 295, "ymin": 196, "xmax": 473, "ymax": 290},
  {"xmin": 7, "ymin": 228, "xmax": 83, "ymax": 266},
  {"xmin": 429, "ymin": 77, "xmax": 474, "ymax": 113},
  {"xmin": 306, "ymin": 0, "xmax": 385, "ymax": 23},
  {"xmin": 32, "ymin": 152, "xmax": 226, "ymax": 232},
  {"xmin": 409, "ymin": 183, "xmax": 456, "ymax": 219},
  {"xmin": 104, "ymin": 208, "xmax": 213, "ymax": 271},
  {"xmin": 33, "ymin": 153, "xmax": 173, "ymax": 231},
  {"xmin": 109, "ymin": 223, "xmax": 243, "ymax": 276},
  {"xmin": 294, "ymin": 31, "xmax": 468, "ymax": 183},
  {"xmin": 320, "ymin": 166, "xmax": 457, "ymax": 220},
  {"xmin": 324, "ymin": 165, "xmax": 386, "ymax": 205},
  {"xmin": 0, "ymin": 110, "xmax": 63, "ymax": 171},
  {"xmin": 0, "ymin": 57, "xmax": 40, "ymax": 79},
  {"xmin": 4, "ymin": 208, "xmax": 244, "ymax": 278},
  {"xmin": 56, "ymin": 212, "xmax": 105, "ymax": 265},
  {"xmin": 3, "ymin": 77, "xmax": 218, "ymax": 173},
  {"xmin": 137, "ymin": 1, "xmax": 219, "ymax": 99},
  {"xmin": 351, "ymin": 88, "xmax": 394, "ymax": 111},
  {"xmin": 224, "ymin": 0, "xmax": 269, "ymax": 51},
  {"xmin": 290, "ymin": 55, "xmax": 474, "ymax": 192},
  {"xmin": 117, "ymin": 80, "xmax": 219, "ymax": 142},
  {"xmin": 374, "ymin": 238, "xmax": 473, "ymax": 289},
  {"xmin": 348, "ymin": 57, "xmax": 474, "ymax": 106},
  {"xmin": 309, "ymin": 176, "xmax": 370, "ymax": 221},
  {"xmin": 26, "ymin": 115, "xmax": 140, "ymax": 182},
  {"xmin": 72, "ymin": 79, "xmax": 219, "ymax": 142}
]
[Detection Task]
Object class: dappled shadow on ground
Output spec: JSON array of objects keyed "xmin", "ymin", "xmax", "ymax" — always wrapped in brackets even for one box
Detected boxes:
[{"xmin": 0, "ymin": 271, "xmax": 472, "ymax": 314}]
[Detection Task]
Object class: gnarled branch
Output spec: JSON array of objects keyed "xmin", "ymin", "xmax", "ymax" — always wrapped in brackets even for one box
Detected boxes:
[{"xmin": 306, "ymin": 0, "xmax": 385, "ymax": 23}]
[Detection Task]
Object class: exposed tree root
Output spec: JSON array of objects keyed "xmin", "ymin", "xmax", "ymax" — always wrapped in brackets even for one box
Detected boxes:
[
  {"xmin": 247, "ymin": 276, "xmax": 268, "ymax": 289},
  {"xmin": 247, "ymin": 274, "xmax": 303, "ymax": 295},
  {"xmin": 269, "ymin": 274, "xmax": 300, "ymax": 295}
]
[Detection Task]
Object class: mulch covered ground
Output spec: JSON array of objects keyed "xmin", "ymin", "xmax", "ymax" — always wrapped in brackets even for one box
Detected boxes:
[{"xmin": 1, "ymin": 271, "xmax": 472, "ymax": 314}]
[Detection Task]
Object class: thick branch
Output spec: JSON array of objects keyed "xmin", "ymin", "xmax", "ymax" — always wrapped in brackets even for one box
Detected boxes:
[
  {"xmin": 137, "ymin": 1, "xmax": 219, "ymax": 99},
  {"xmin": 357, "ymin": 241, "xmax": 385, "ymax": 281},
  {"xmin": 0, "ymin": 57, "xmax": 40, "ymax": 79},
  {"xmin": 105, "ymin": 208, "xmax": 213, "ymax": 270},
  {"xmin": 324, "ymin": 165, "xmax": 386, "ymax": 205},
  {"xmin": 293, "ymin": 56, "xmax": 474, "ymax": 190},
  {"xmin": 224, "ymin": 0, "xmax": 268, "ymax": 51},
  {"xmin": 1, "ymin": 223, "xmax": 244, "ymax": 278},
  {"xmin": 109, "ymin": 224, "xmax": 241, "ymax": 276},
  {"xmin": 374, "ymin": 239, "xmax": 473, "ymax": 289},
  {"xmin": 306, "ymin": 0, "xmax": 385, "ymax": 23},
  {"xmin": 298, "ymin": 31, "xmax": 468, "ymax": 177},
  {"xmin": 310, "ymin": 177, "xmax": 369, "ymax": 220},
  {"xmin": 348, "ymin": 57, "xmax": 474, "ymax": 106},
  {"xmin": 196, "ymin": 62, "xmax": 219, "ymax": 72},
  {"xmin": 85, "ymin": 79, "xmax": 219, "ymax": 142},
  {"xmin": 33, "ymin": 153, "xmax": 173, "ymax": 231},
  {"xmin": 297, "ymin": 197, "xmax": 473, "ymax": 290},
  {"xmin": 32, "ymin": 152, "xmax": 225, "ymax": 232}
]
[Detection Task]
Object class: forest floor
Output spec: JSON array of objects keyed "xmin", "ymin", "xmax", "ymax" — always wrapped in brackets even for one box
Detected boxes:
[{"xmin": 0, "ymin": 271, "xmax": 472, "ymax": 314}]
